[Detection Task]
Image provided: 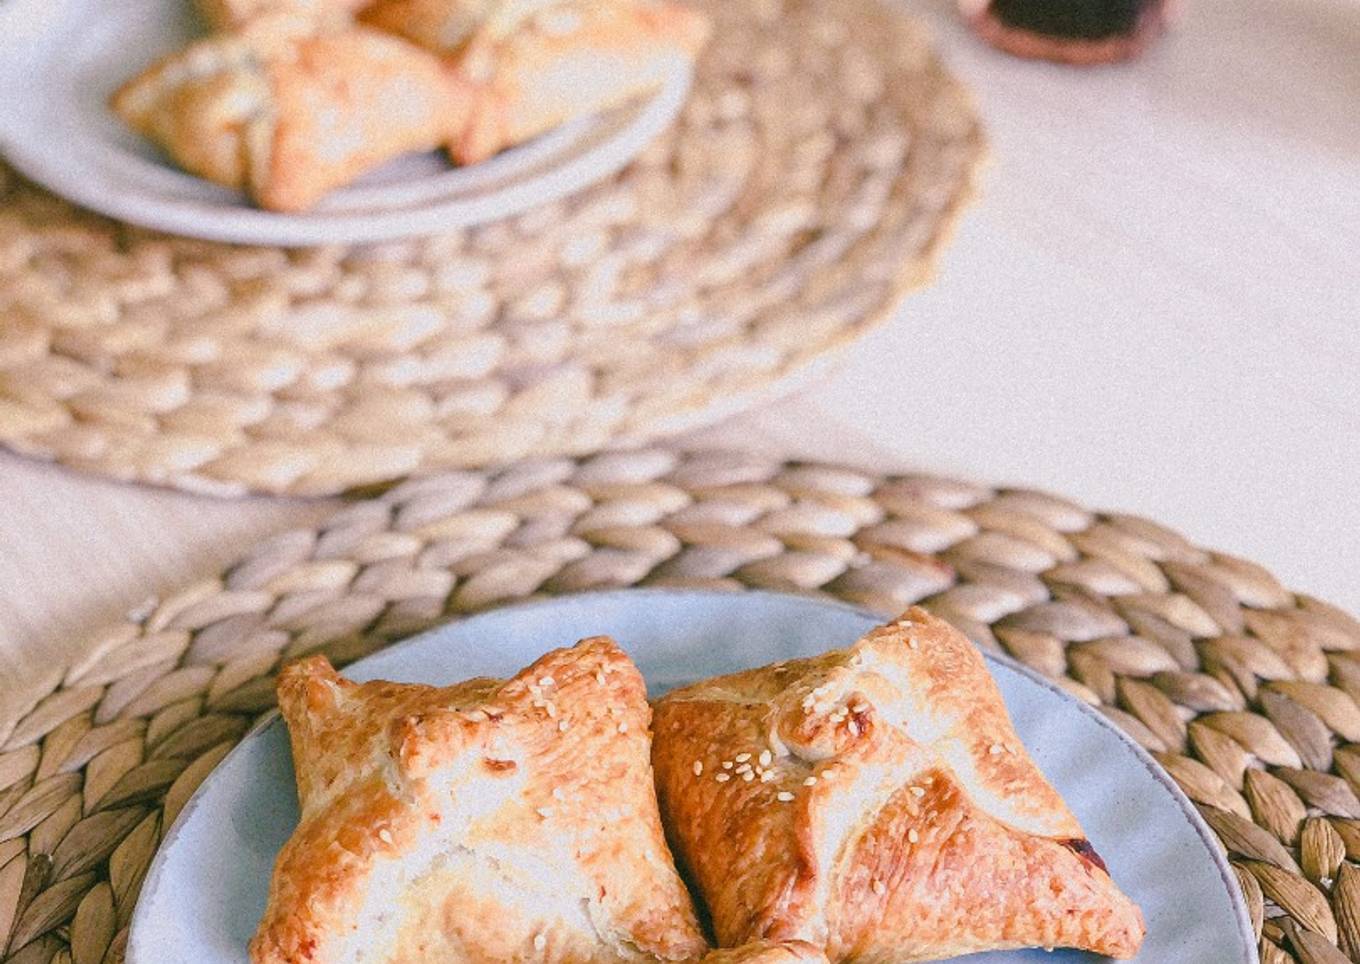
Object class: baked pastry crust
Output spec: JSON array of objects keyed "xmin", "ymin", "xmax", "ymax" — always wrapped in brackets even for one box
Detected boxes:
[
  {"xmin": 652, "ymin": 607, "xmax": 1146, "ymax": 961},
  {"xmin": 250, "ymin": 637, "xmax": 707, "ymax": 963},
  {"xmin": 360, "ymin": 0, "xmax": 558, "ymax": 55},
  {"xmin": 701, "ymin": 941, "xmax": 828, "ymax": 963},
  {"xmin": 112, "ymin": 15, "xmax": 464, "ymax": 212},
  {"xmin": 442, "ymin": 0, "xmax": 711, "ymax": 165},
  {"xmin": 195, "ymin": 0, "xmax": 367, "ymax": 31}
]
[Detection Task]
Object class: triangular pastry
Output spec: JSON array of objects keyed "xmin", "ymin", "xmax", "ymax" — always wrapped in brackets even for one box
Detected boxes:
[
  {"xmin": 112, "ymin": 15, "xmax": 465, "ymax": 212},
  {"xmin": 250, "ymin": 637, "xmax": 707, "ymax": 962},
  {"xmin": 439, "ymin": 0, "xmax": 711, "ymax": 165},
  {"xmin": 702, "ymin": 942, "xmax": 829, "ymax": 963},
  {"xmin": 651, "ymin": 607, "xmax": 1146, "ymax": 961}
]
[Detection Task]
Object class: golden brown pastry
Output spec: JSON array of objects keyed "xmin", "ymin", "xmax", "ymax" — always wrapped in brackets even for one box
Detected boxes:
[
  {"xmin": 360, "ymin": 0, "xmax": 559, "ymax": 55},
  {"xmin": 443, "ymin": 0, "xmax": 711, "ymax": 165},
  {"xmin": 652, "ymin": 607, "xmax": 1146, "ymax": 962},
  {"xmin": 250, "ymin": 637, "xmax": 707, "ymax": 963},
  {"xmin": 701, "ymin": 941, "xmax": 829, "ymax": 963},
  {"xmin": 194, "ymin": 0, "xmax": 367, "ymax": 31},
  {"xmin": 112, "ymin": 15, "xmax": 465, "ymax": 212}
]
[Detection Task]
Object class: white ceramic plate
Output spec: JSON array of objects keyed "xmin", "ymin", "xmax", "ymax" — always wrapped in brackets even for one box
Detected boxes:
[
  {"xmin": 0, "ymin": 0, "xmax": 691, "ymax": 246},
  {"xmin": 128, "ymin": 590, "xmax": 1254, "ymax": 963}
]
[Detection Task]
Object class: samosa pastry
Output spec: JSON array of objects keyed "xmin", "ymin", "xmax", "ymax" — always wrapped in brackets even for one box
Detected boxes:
[
  {"xmin": 652, "ymin": 607, "xmax": 1146, "ymax": 961},
  {"xmin": 445, "ymin": 0, "xmax": 710, "ymax": 165},
  {"xmin": 250, "ymin": 637, "xmax": 706, "ymax": 962},
  {"xmin": 112, "ymin": 16, "xmax": 464, "ymax": 211}
]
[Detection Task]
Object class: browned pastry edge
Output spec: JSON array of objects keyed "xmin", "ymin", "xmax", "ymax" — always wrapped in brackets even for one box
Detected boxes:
[
  {"xmin": 195, "ymin": 0, "xmax": 368, "ymax": 31},
  {"xmin": 110, "ymin": 17, "xmax": 466, "ymax": 212},
  {"xmin": 250, "ymin": 638, "xmax": 707, "ymax": 962},
  {"xmin": 652, "ymin": 607, "xmax": 1146, "ymax": 961},
  {"xmin": 700, "ymin": 939, "xmax": 829, "ymax": 963}
]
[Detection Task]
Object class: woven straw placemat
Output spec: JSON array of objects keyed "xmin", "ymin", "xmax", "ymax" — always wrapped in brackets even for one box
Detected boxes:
[
  {"xmin": 0, "ymin": 0, "xmax": 982, "ymax": 498},
  {"xmin": 2, "ymin": 449, "xmax": 1357, "ymax": 963}
]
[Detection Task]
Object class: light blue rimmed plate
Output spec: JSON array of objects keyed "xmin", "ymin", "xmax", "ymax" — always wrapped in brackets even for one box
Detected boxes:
[
  {"xmin": 0, "ymin": 0, "xmax": 691, "ymax": 246},
  {"xmin": 128, "ymin": 589, "xmax": 1254, "ymax": 962}
]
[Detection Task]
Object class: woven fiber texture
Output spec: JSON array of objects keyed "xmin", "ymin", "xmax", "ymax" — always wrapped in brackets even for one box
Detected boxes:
[
  {"xmin": 0, "ymin": 0, "xmax": 982, "ymax": 498},
  {"xmin": 2, "ymin": 450, "xmax": 1358, "ymax": 963}
]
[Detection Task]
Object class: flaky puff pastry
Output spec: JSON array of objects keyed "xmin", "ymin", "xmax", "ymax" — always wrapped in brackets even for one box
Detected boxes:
[
  {"xmin": 701, "ymin": 942, "xmax": 828, "ymax": 963},
  {"xmin": 652, "ymin": 607, "xmax": 1146, "ymax": 962},
  {"xmin": 442, "ymin": 0, "xmax": 710, "ymax": 165},
  {"xmin": 111, "ymin": 15, "xmax": 465, "ymax": 212},
  {"xmin": 250, "ymin": 637, "xmax": 707, "ymax": 963}
]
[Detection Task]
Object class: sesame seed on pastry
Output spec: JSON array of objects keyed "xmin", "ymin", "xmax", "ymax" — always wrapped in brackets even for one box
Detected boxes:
[
  {"xmin": 250, "ymin": 637, "xmax": 707, "ymax": 963},
  {"xmin": 652, "ymin": 607, "xmax": 1146, "ymax": 961}
]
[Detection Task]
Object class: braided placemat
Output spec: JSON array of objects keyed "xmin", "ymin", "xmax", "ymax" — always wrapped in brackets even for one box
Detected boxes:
[
  {"xmin": 0, "ymin": 0, "xmax": 982, "ymax": 498},
  {"xmin": 2, "ymin": 450, "xmax": 1357, "ymax": 963}
]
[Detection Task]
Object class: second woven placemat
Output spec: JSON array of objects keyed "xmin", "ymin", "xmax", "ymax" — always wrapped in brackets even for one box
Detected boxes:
[
  {"xmin": 3, "ymin": 449, "xmax": 1359, "ymax": 962},
  {"xmin": 0, "ymin": 0, "xmax": 983, "ymax": 497}
]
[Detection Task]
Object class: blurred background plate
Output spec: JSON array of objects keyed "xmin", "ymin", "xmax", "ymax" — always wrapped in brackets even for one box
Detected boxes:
[
  {"xmin": 0, "ymin": 0, "xmax": 984, "ymax": 499},
  {"xmin": 128, "ymin": 590, "xmax": 1255, "ymax": 963},
  {"xmin": 0, "ymin": 0, "xmax": 692, "ymax": 246}
]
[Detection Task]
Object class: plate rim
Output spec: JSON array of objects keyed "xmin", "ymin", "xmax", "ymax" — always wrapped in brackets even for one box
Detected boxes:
[
  {"xmin": 128, "ymin": 587, "xmax": 1256, "ymax": 963},
  {"xmin": 0, "ymin": 0, "xmax": 692, "ymax": 246}
]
